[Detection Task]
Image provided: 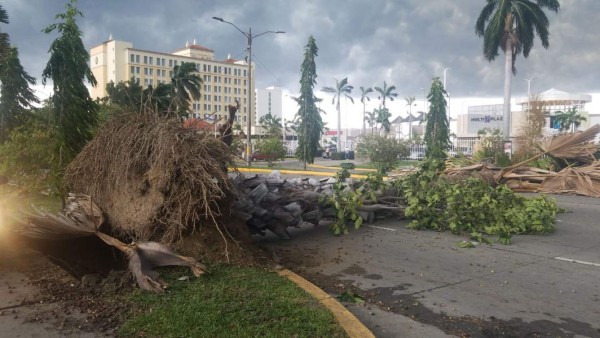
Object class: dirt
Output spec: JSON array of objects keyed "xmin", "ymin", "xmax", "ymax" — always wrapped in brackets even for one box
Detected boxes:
[{"xmin": 0, "ymin": 211, "xmax": 280, "ymax": 337}]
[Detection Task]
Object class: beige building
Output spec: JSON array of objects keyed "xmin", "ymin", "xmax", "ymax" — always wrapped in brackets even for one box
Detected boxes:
[{"xmin": 89, "ymin": 38, "xmax": 255, "ymax": 126}]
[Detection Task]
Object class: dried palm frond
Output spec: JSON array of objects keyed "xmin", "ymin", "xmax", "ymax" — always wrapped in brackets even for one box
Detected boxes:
[
  {"xmin": 500, "ymin": 124, "xmax": 600, "ymax": 178},
  {"xmin": 10, "ymin": 193, "xmax": 207, "ymax": 293},
  {"xmin": 539, "ymin": 161, "xmax": 600, "ymax": 197}
]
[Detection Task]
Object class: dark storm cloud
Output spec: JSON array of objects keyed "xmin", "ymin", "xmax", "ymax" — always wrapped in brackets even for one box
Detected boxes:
[{"xmin": 2, "ymin": 0, "xmax": 599, "ymax": 101}]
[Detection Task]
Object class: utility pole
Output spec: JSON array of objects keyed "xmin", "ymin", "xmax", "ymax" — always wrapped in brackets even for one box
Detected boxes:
[{"xmin": 212, "ymin": 17, "xmax": 284, "ymax": 166}]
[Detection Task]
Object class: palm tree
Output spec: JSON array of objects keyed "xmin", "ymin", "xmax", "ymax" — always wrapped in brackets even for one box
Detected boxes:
[
  {"xmin": 365, "ymin": 110, "xmax": 377, "ymax": 134},
  {"xmin": 553, "ymin": 107, "xmax": 586, "ymax": 132},
  {"xmin": 405, "ymin": 96, "xmax": 416, "ymax": 140},
  {"xmin": 476, "ymin": 0, "xmax": 560, "ymax": 140},
  {"xmin": 169, "ymin": 62, "xmax": 202, "ymax": 116},
  {"xmin": 374, "ymin": 81, "xmax": 398, "ymax": 109},
  {"xmin": 322, "ymin": 77, "xmax": 354, "ymax": 151},
  {"xmin": 258, "ymin": 112, "xmax": 283, "ymax": 137},
  {"xmin": 359, "ymin": 86, "xmax": 373, "ymax": 135}
]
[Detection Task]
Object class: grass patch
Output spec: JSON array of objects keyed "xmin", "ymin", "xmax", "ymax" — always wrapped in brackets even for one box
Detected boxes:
[{"xmin": 119, "ymin": 265, "xmax": 347, "ymax": 338}]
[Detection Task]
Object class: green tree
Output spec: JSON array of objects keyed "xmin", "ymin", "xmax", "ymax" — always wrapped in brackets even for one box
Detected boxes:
[
  {"xmin": 374, "ymin": 81, "xmax": 397, "ymax": 109},
  {"xmin": 365, "ymin": 110, "xmax": 377, "ymax": 134},
  {"xmin": 322, "ymin": 77, "xmax": 354, "ymax": 151},
  {"xmin": 375, "ymin": 107, "xmax": 391, "ymax": 135},
  {"xmin": 0, "ymin": 5, "xmax": 9, "ymax": 61},
  {"xmin": 359, "ymin": 86, "xmax": 373, "ymax": 135},
  {"xmin": 476, "ymin": 0, "xmax": 560, "ymax": 140},
  {"xmin": 168, "ymin": 62, "xmax": 202, "ymax": 116},
  {"xmin": 105, "ymin": 79, "xmax": 144, "ymax": 113},
  {"xmin": 553, "ymin": 107, "xmax": 587, "ymax": 132},
  {"xmin": 254, "ymin": 136, "xmax": 286, "ymax": 167},
  {"xmin": 0, "ymin": 47, "xmax": 39, "ymax": 141},
  {"xmin": 42, "ymin": 0, "xmax": 99, "ymax": 163},
  {"xmin": 423, "ymin": 77, "xmax": 450, "ymax": 162},
  {"xmin": 258, "ymin": 112, "xmax": 282, "ymax": 137},
  {"xmin": 356, "ymin": 134, "xmax": 409, "ymax": 172},
  {"xmin": 295, "ymin": 36, "xmax": 323, "ymax": 167}
]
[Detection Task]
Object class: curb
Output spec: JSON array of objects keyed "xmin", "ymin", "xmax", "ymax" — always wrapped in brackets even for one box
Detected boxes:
[
  {"xmin": 278, "ymin": 269, "xmax": 375, "ymax": 338},
  {"xmin": 233, "ymin": 167, "xmax": 369, "ymax": 179}
]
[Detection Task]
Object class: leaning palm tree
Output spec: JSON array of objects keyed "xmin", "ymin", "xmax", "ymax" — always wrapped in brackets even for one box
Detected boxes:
[
  {"xmin": 553, "ymin": 107, "xmax": 587, "ymax": 132},
  {"xmin": 0, "ymin": 5, "xmax": 9, "ymax": 61},
  {"xmin": 476, "ymin": 0, "xmax": 560, "ymax": 140},
  {"xmin": 359, "ymin": 86, "xmax": 373, "ymax": 135},
  {"xmin": 374, "ymin": 81, "xmax": 398, "ymax": 109},
  {"xmin": 169, "ymin": 62, "xmax": 202, "ymax": 116},
  {"xmin": 322, "ymin": 77, "xmax": 354, "ymax": 151}
]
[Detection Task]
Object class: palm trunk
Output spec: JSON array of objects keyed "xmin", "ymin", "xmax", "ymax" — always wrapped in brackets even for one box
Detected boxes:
[
  {"xmin": 362, "ymin": 104, "xmax": 366, "ymax": 135},
  {"xmin": 336, "ymin": 99, "xmax": 341, "ymax": 151},
  {"xmin": 503, "ymin": 42, "xmax": 513, "ymax": 142}
]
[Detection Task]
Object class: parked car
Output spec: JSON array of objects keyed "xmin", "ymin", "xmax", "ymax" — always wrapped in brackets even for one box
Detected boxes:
[
  {"xmin": 250, "ymin": 151, "xmax": 267, "ymax": 161},
  {"xmin": 322, "ymin": 146, "xmax": 337, "ymax": 158}
]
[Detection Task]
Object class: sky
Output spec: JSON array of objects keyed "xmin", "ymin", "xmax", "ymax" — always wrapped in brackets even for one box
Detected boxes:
[{"xmin": 2, "ymin": 0, "xmax": 600, "ymax": 129}]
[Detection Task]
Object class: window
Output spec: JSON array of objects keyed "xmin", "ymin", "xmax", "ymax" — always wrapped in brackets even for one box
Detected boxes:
[
  {"xmin": 162, "ymin": 69, "xmax": 166, "ymax": 77},
  {"xmin": 130, "ymin": 66, "xmax": 135, "ymax": 74},
  {"xmin": 156, "ymin": 58, "xmax": 160, "ymax": 66},
  {"xmin": 174, "ymin": 60, "xmax": 178, "ymax": 66},
  {"xmin": 130, "ymin": 54, "xmax": 135, "ymax": 63},
  {"xmin": 207, "ymin": 65, "xmax": 211, "ymax": 72},
  {"xmin": 243, "ymin": 70, "xmax": 247, "ymax": 77},
  {"xmin": 136, "ymin": 55, "xmax": 140, "ymax": 63},
  {"xmin": 149, "ymin": 57, "xmax": 153, "ymax": 65},
  {"xmin": 169, "ymin": 59, "xmax": 173, "ymax": 67},
  {"xmin": 149, "ymin": 68, "xmax": 153, "ymax": 75},
  {"xmin": 143, "ymin": 56, "xmax": 148, "ymax": 64},
  {"xmin": 144, "ymin": 68, "xmax": 148, "ymax": 75},
  {"xmin": 169, "ymin": 71, "xmax": 173, "ymax": 78},
  {"xmin": 162, "ymin": 58, "xmax": 166, "ymax": 66},
  {"xmin": 136, "ymin": 66, "xmax": 140, "ymax": 74}
]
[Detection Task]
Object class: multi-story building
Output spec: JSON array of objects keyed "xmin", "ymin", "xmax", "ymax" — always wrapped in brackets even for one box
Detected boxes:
[{"xmin": 89, "ymin": 38, "xmax": 255, "ymax": 127}]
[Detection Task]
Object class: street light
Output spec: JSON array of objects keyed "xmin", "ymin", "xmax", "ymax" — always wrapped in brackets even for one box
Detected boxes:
[{"xmin": 212, "ymin": 16, "xmax": 285, "ymax": 166}]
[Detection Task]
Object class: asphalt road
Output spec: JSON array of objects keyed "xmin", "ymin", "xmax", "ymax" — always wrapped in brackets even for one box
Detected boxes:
[{"xmin": 259, "ymin": 194, "xmax": 600, "ymax": 337}]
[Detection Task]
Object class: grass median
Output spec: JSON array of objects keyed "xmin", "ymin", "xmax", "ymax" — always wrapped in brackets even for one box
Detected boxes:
[{"xmin": 119, "ymin": 265, "xmax": 347, "ymax": 338}]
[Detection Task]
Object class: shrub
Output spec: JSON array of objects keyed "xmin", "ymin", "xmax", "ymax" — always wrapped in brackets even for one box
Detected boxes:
[
  {"xmin": 0, "ymin": 125, "xmax": 62, "ymax": 194},
  {"xmin": 255, "ymin": 137, "xmax": 286, "ymax": 167},
  {"xmin": 356, "ymin": 135, "xmax": 409, "ymax": 172}
]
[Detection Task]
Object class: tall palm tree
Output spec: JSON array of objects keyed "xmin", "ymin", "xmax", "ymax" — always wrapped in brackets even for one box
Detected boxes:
[
  {"xmin": 359, "ymin": 86, "xmax": 373, "ymax": 135},
  {"xmin": 0, "ymin": 5, "xmax": 9, "ymax": 61},
  {"xmin": 405, "ymin": 96, "xmax": 416, "ymax": 140},
  {"xmin": 553, "ymin": 107, "xmax": 586, "ymax": 132},
  {"xmin": 322, "ymin": 77, "xmax": 354, "ymax": 151},
  {"xmin": 476, "ymin": 0, "xmax": 560, "ymax": 140},
  {"xmin": 169, "ymin": 62, "xmax": 202, "ymax": 116},
  {"xmin": 374, "ymin": 81, "xmax": 398, "ymax": 109}
]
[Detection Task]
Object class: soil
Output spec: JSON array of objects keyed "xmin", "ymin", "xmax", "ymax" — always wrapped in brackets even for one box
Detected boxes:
[{"xmin": 0, "ymin": 217, "xmax": 271, "ymax": 337}]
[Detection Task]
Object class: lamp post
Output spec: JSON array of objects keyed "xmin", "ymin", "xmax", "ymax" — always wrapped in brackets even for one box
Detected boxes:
[
  {"xmin": 525, "ymin": 77, "xmax": 538, "ymax": 110},
  {"xmin": 212, "ymin": 17, "xmax": 284, "ymax": 166}
]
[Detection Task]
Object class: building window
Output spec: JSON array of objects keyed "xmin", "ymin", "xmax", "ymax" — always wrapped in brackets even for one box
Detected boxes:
[
  {"xmin": 136, "ymin": 55, "xmax": 140, "ymax": 63},
  {"xmin": 136, "ymin": 66, "xmax": 140, "ymax": 74},
  {"xmin": 144, "ymin": 68, "xmax": 148, "ymax": 75},
  {"xmin": 149, "ymin": 56, "xmax": 153, "ymax": 65},
  {"xmin": 130, "ymin": 66, "xmax": 135, "ymax": 74},
  {"xmin": 143, "ymin": 56, "xmax": 148, "ymax": 64},
  {"xmin": 162, "ymin": 58, "xmax": 166, "ymax": 66},
  {"xmin": 174, "ymin": 60, "xmax": 178, "ymax": 66},
  {"xmin": 130, "ymin": 54, "xmax": 135, "ymax": 63},
  {"xmin": 162, "ymin": 69, "xmax": 166, "ymax": 77},
  {"xmin": 169, "ymin": 59, "xmax": 173, "ymax": 67},
  {"xmin": 169, "ymin": 71, "xmax": 173, "ymax": 78},
  {"xmin": 149, "ymin": 68, "xmax": 153, "ymax": 75}
]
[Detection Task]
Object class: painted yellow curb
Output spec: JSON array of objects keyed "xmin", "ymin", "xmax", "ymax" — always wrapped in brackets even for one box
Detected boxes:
[
  {"xmin": 278, "ymin": 269, "xmax": 375, "ymax": 338},
  {"xmin": 232, "ymin": 167, "xmax": 369, "ymax": 179},
  {"xmin": 308, "ymin": 164, "xmax": 377, "ymax": 172}
]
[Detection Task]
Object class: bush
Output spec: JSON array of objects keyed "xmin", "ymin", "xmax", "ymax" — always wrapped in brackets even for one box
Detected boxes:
[
  {"xmin": 255, "ymin": 137, "xmax": 286, "ymax": 167},
  {"xmin": 356, "ymin": 135, "xmax": 409, "ymax": 172},
  {"xmin": 0, "ymin": 125, "xmax": 62, "ymax": 194},
  {"xmin": 331, "ymin": 152, "xmax": 345, "ymax": 160}
]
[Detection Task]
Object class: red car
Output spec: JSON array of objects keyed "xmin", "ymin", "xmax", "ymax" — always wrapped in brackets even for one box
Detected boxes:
[{"xmin": 250, "ymin": 151, "xmax": 268, "ymax": 161}]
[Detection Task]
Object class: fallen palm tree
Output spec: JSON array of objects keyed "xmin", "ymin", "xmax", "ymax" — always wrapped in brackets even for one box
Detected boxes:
[
  {"xmin": 11, "ymin": 194, "xmax": 207, "ymax": 292},
  {"xmin": 64, "ymin": 113, "xmax": 238, "ymax": 244}
]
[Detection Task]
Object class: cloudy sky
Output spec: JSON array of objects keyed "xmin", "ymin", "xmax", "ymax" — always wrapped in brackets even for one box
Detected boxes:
[{"xmin": 2, "ymin": 0, "xmax": 599, "ymax": 127}]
